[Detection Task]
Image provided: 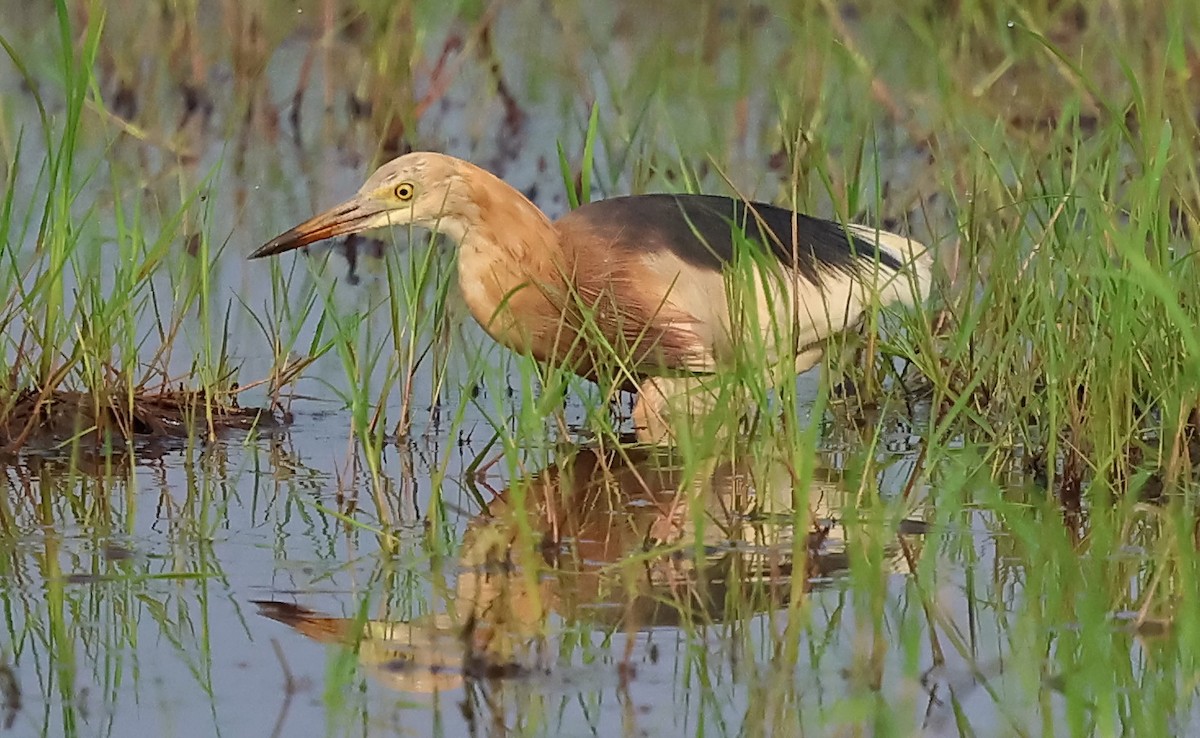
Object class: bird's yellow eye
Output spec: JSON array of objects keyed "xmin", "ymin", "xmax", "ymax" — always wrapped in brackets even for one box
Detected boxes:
[{"xmin": 394, "ymin": 182, "xmax": 415, "ymax": 201}]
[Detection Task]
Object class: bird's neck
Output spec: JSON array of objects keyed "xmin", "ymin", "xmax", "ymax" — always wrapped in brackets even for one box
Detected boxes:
[{"xmin": 451, "ymin": 169, "xmax": 566, "ymax": 357}]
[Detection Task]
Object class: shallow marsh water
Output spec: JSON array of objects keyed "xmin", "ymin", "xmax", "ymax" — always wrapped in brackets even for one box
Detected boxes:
[
  {"xmin": 5, "ymin": 416, "xmax": 941, "ymax": 737},
  {"xmin": 2, "ymin": 1, "xmax": 1199, "ymax": 737}
]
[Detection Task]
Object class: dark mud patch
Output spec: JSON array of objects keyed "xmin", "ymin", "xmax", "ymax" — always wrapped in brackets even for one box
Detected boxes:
[{"xmin": 1, "ymin": 388, "xmax": 281, "ymax": 453}]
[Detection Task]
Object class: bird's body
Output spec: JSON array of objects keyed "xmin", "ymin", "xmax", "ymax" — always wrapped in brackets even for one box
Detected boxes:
[{"xmin": 251, "ymin": 152, "xmax": 933, "ymax": 441}]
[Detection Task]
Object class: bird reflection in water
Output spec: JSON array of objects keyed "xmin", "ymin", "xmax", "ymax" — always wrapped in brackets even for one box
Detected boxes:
[{"xmin": 256, "ymin": 444, "xmax": 926, "ymax": 693}]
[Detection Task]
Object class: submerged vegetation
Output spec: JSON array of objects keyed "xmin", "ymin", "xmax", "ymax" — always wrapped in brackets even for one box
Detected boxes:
[{"xmin": 1, "ymin": 0, "xmax": 1199, "ymax": 735}]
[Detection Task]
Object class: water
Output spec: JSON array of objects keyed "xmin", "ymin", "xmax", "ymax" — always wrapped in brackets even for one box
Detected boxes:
[{"xmin": 7, "ymin": 416, "xmax": 949, "ymax": 736}]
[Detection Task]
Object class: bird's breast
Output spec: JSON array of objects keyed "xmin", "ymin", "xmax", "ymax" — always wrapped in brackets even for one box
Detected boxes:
[{"xmin": 455, "ymin": 235, "xmax": 571, "ymax": 361}]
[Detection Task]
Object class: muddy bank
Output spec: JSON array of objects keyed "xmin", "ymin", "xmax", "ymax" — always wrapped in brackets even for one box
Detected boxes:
[{"xmin": 1, "ymin": 388, "xmax": 279, "ymax": 452}]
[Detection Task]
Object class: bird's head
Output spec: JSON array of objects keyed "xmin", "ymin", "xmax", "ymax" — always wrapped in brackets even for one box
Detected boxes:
[{"xmin": 249, "ymin": 152, "xmax": 477, "ymax": 259}]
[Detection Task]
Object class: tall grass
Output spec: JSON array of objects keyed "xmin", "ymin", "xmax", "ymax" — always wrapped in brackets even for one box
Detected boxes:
[
  {"xmin": 1, "ymin": 0, "xmax": 1200, "ymax": 736},
  {"xmin": 0, "ymin": 2, "xmax": 262, "ymax": 456}
]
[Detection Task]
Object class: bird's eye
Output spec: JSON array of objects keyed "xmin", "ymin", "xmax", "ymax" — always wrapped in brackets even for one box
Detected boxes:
[{"xmin": 394, "ymin": 182, "xmax": 415, "ymax": 201}]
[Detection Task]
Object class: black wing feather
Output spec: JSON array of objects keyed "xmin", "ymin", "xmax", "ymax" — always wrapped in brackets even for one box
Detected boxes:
[{"xmin": 573, "ymin": 194, "xmax": 902, "ymax": 285}]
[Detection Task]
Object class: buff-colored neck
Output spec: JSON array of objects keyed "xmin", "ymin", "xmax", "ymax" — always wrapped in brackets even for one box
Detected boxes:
[{"xmin": 445, "ymin": 162, "xmax": 566, "ymax": 356}]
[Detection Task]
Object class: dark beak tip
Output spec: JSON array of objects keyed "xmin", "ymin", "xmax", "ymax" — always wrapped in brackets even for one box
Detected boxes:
[
  {"xmin": 248, "ymin": 234, "xmax": 298, "ymax": 260},
  {"xmin": 247, "ymin": 198, "xmax": 369, "ymax": 260}
]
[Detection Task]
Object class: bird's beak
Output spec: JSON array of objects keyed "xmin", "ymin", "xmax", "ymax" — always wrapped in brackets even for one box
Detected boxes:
[{"xmin": 249, "ymin": 196, "xmax": 390, "ymax": 259}]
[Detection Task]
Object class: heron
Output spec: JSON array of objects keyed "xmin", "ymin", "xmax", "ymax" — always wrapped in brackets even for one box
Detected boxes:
[{"xmin": 250, "ymin": 152, "xmax": 933, "ymax": 442}]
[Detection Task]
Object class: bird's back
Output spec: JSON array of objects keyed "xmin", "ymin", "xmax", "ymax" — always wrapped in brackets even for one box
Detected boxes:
[
  {"xmin": 566, "ymin": 194, "xmax": 913, "ymax": 272},
  {"xmin": 549, "ymin": 194, "xmax": 932, "ymax": 380}
]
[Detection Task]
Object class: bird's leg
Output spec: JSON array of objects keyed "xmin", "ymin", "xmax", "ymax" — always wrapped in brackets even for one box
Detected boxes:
[
  {"xmin": 631, "ymin": 376, "xmax": 736, "ymax": 446},
  {"xmin": 828, "ymin": 322, "xmax": 868, "ymax": 399},
  {"xmin": 631, "ymin": 377, "xmax": 682, "ymax": 445},
  {"xmin": 792, "ymin": 345, "xmax": 826, "ymax": 376}
]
